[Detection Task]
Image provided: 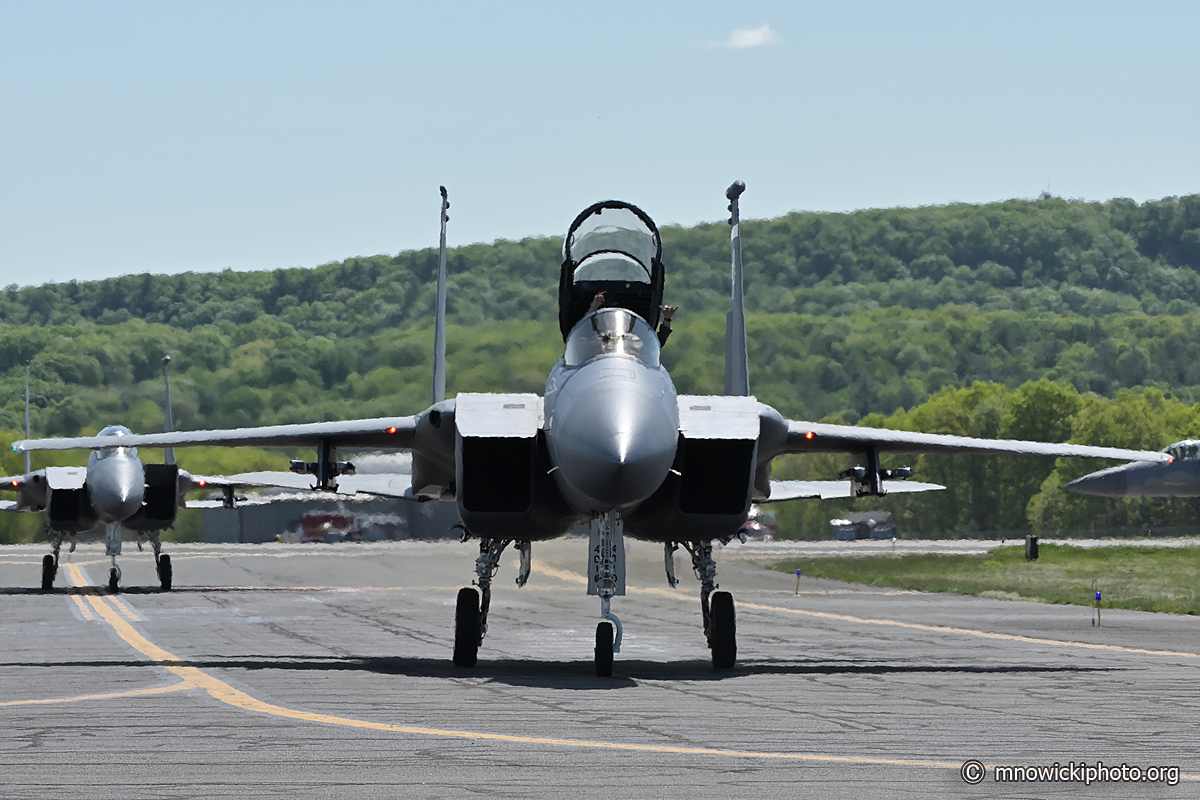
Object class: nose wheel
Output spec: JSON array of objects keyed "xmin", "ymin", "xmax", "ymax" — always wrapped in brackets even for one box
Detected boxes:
[
  {"xmin": 108, "ymin": 565, "xmax": 121, "ymax": 593},
  {"xmin": 595, "ymin": 621, "xmax": 614, "ymax": 677}
]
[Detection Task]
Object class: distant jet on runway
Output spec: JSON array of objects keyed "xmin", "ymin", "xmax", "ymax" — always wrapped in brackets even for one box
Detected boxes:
[
  {"xmin": 16, "ymin": 184, "xmax": 1171, "ymax": 675},
  {"xmin": 4, "ymin": 360, "xmax": 302, "ymax": 592},
  {"xmin": 1065, "ymin": 439, "xmax": 1200, "ymax": 498}
]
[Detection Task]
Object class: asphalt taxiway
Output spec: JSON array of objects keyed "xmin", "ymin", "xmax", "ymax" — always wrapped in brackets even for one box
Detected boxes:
[{"xmin": 1, "ymin": 538, "xmax": 1197, "ymax": 799}]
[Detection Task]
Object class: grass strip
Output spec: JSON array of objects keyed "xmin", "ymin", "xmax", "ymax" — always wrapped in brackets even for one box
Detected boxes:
[{"xmin": 768, "ymin": 543, "xmax": 1200, "ymax": 615}]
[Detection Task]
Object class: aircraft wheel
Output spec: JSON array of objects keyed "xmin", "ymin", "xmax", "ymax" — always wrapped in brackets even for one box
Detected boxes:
[
  {"xmin": 108, "ymin": 568, "xmax": 120, "ymax": 594},
  {"xmin": 41, "ymin": 555, "xmax": 56, "ymax": 591},
  {"xmin": 710, "ymin": 591, "xmax": 736, "ymax": 669},
  {"xmin": 453, "ymin": 587, "xmax": 480, "ymax": 667},
  {"xmin": 157, "ymin": 554, "xmax": 172, "ymax": 592},
  {"xmin": 595, "ymin": 621, "xmax": 614, "ymax": 677}
]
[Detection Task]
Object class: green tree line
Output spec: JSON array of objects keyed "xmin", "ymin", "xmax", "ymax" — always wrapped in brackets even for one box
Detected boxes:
[{"xmin": 3, "ymin": 195, "xmax": 1198, "ymax": 541}]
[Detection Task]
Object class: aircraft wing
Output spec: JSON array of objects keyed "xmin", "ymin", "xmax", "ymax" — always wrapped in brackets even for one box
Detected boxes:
[
  {"xmin": 0, "ymin": 500, "xmax": 16, "ymax": 512},
  {"xmin": 13, "ymin": 416, "xmax": 422, "ymax": 452},
  {"xmin": 774, "ymin": 418, "xmax": 1169, "ymax": 463},
  {"xmin": 762, "ymin": 479, "xmax": 945, "ymax": 502},
  {"xmin": 216, "ymin": 471, "xmax": 417, "ymax": 500}
]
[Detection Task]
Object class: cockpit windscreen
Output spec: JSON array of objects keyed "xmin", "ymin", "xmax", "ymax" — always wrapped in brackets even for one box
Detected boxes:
[
  {"xmin": 566, "ymin": 206, "xmax": 658, "ymax": 284},
  {"xmin": 564, "ymin": 308, "xmax": 660, "ymax": 367},
  {"xmin": 1164, "ymin": 440, "xmax": 1199, "ymax": 460},
  {"xmin": 93, "ymin": 425, "xmax": 138, "ymax": 459}
]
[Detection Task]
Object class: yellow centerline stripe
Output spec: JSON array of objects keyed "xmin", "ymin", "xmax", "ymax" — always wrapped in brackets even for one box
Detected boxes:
[
  {"xmin": 0, "ymin": 683, "xmax": 189, "ymax": 707},
  {"xmin": 48, "ymin": 558, "xmax": 965, "ymax": 772},
  {"xmin": 530, "ymin": 564, "xmax": 1200, "ymax": 660}
]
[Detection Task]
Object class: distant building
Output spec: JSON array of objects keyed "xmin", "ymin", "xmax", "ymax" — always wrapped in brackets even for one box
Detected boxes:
[{"xmin": 829, "ymin": 511, "xmax": 897, "ymax": 541}]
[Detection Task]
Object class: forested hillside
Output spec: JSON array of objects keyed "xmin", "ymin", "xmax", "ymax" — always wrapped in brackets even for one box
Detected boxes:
[{"xmin": 3, "ymin": 194, "xmax": 1198, "ymax": 540}]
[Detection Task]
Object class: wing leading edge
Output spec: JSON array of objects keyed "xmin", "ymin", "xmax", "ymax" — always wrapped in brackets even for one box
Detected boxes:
[
  {"xmin": 13, "ymin": 415, "xmax": 421, "ymax": 453},
  {"xmin": 773, "ymin": 415, "xmax": 1169, "ymax": 463}
]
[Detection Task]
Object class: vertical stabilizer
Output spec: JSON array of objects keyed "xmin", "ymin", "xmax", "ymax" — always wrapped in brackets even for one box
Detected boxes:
[
  {"xmin": 724, "ymin": 180, "xmax": 750, "ymax": 396},
  {"xmin": 432, "ymin": 186, "xmax": 450, "ymax": 405},
  {"xmin": 23, "ymin": 361, "xmax": 31, "ymax": 475},
  {"xmin": 161, "ymin": 355, "xmax": 175, "ymax": 465}
]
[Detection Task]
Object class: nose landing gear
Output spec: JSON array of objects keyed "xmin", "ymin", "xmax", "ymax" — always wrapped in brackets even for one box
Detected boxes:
[
  {"xmin": 590, "ymin": 512, "xmax": 625, "ymax": 677},
  {"xmin": 105, "ymin": 523, "xmax": 122, "ymax": 593}
]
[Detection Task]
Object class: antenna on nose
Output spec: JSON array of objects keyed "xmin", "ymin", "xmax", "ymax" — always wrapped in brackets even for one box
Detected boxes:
[
  {"xmin": 432, "ymin": 186, "xmax": 450, "ymax": 405},
  {"xmin": 724, "ymin": 181, "xmax": 750, "ymax": 396},
  {"xmin": 162, "ymin": 355, "xmax": 175, "ymax": 465}
]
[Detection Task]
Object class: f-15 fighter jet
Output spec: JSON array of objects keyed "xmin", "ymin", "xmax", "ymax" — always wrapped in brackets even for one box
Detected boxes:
[
  {"xmin": 1065, "ymin": 439, "xmax": 1200, "ymax": 497},
  {"xmin": 4, "ymin": 361, "xmax": 304, "ymax": 592},
  {"xmin": 16, "ymin": 184, "xmax": 1171, "ymax": 675}
]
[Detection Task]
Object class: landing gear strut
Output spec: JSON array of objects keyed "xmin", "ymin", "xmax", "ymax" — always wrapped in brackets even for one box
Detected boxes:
[
  {"xmin": 144, "ymin": 531, "xmax": 172, "ymax": 591},
  {"xmin": 41, "ymin": 530, "xmax": 66, "ymax": 591},
  {"xmin": 105, "ymin": 523, "xmax": 122, "ymax": 593},
  {"xmin": 590, "ymin": 512, "xmax": 624, "ymax": 677},
  {"xmin": 453, "ymin": 537, "xmax": 515, "ymax": 667},
  {"xmin": 683, "ymin": 540, "xmax": 737, "ymax": 669}
]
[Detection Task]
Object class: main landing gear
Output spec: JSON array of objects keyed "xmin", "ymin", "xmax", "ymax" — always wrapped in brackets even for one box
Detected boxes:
[
  {"xmin": 680, "ymin": 540, "xmax": 736, "ymax": 669},
  {"xmin": 138, "ymin": 531, "xmax": 172, "ymax": 591},
  {"xmin": 40, "ymin": 530, "xmax": 70, "ymax": 591},
  {"xmin": 453, "ymin": 537, "xmax": 532, "ymax": 668}
]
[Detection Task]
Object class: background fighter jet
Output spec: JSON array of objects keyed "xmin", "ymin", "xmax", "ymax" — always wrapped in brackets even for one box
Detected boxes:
[
  {"xmin": 1065, "ymin": 439, "xmax": 1200, "ymax": 498},
  {"xmin": 4, "ymin": 359, "xmax": 303, "ymax": 592},
  {"xmin": 16, "ymin": 185, "xmax": 1171, "ymax": 675}
]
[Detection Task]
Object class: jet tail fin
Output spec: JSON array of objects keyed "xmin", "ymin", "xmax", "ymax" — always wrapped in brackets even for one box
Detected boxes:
[
  {"xmin": 23, "ymin": 361, "xmax": 31, "ymax": 475},
  {"xmin": 432, "ymin": 186, "xmax": 450, "ymax": 405},
  {"xmin": 161, "ymin": 355, "xmax": 175, "ymax": 465},
  {"xmin": 723, "ymin": 180, "xmax": 750, "ymax": 397}
]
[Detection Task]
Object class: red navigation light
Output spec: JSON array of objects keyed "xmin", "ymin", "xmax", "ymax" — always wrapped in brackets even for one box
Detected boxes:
[
  {"xmin": 805, "ymin": 431, "xmax": 815, "ymax": 440},
  {"xmin": 198, "ymin": 479, "xmax": 207, "ymax": 487},
  {"xmin": 386, "ymin": 426, "xmax": 398, "ymax": 434},
  {"xmin": 9, "ymin": 479, "xmax": 17, "ymax": 487}
]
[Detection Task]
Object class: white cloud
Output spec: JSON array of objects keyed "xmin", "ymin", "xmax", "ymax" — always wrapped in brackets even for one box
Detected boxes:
[{"xmin": 723, "ymin": 24, "xmax": 777, "ymax": 48}]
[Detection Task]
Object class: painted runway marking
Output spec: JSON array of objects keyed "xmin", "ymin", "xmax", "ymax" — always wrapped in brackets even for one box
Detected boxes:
[
  {"xmin": 531, "ymin": 564, "xmax": 1200, "ymax": 661},
  {"xmin": 45, "ymin": 559, "xmax": 1027, "ymax": 775},
  {"xmin": 68, "ymin": 594, "xmax": 95, "ymax": 621},
  {"xmin": 0, "ymin": 683, "xmax": 189, "ymax": 707},
  {"xmin": 107, "ymin": 595, "xmax": 143, "ymax": 622}
]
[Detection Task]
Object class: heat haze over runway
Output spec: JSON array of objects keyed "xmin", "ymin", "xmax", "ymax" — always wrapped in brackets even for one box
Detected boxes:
[{"xmin": 1, "ymin": 539, "xmax": 1196, "ymax": 799}]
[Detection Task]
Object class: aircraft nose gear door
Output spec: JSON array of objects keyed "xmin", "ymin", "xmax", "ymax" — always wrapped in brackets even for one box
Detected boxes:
[{"xmin": 588, "ymin": 511, "xmax": 625, "ymax": 677}]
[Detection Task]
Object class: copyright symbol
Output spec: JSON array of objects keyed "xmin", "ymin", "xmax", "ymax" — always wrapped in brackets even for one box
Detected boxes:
[{"xmin": 960, "ymin": 759, "xmax": 986, "ymax": 785}]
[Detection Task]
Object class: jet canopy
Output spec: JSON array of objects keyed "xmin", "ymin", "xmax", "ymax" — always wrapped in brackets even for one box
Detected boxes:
[
  {"xmin": 559, "ymin": 201, "xmax": 664, "ymax": 339},
  {"xmin": 92, "ymin": 425, "xmax": 138, "ymax": 460},
  {"xmin": 564, "ymin": 308, "xmax": 660, "ymax": 368},
  {"xmin": 1164, "ymin": 440, "xmax": 1199, "ymax": 460}
]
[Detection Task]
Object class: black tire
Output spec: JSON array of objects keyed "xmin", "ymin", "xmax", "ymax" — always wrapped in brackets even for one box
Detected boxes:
[
  {"xmin": 41, "ymin": 554, "xmax": 55, "ymax": 592},
  {"xmin": 595, "ymin": 621, "xmax": 614, "ymax": 677},
  {"xmin": 710, "ymin": 591, "xmax": 736, "ymax": 669},
  {"xmin": 108, "ymin": 568, "xmax": 119, "ymax": 594},
  {"xmin": 453, "ymin": 587, "xmax": 480, "ymax": 667},
  {"xmin": 158, "ymin": 554, "xmax": 172, "ymax": 592}
]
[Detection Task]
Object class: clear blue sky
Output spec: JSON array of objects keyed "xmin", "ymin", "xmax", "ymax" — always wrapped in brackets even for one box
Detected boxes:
[{"xmin": 1, "ymin": 0, "xmax": 1197, "ymax": 286}]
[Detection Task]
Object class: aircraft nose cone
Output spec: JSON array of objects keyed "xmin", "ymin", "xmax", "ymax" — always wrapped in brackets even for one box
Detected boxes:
[
  {"xmin": 555, "ymin": 389, "xmax": 677, "ymax": 510},
  {"xmin": 1064, "ymin": 466, "xmax": 1128, "ymax": 497},
  {"xmin": 89, "ymin": 459, "xmax": 145, "ymax": 522}
]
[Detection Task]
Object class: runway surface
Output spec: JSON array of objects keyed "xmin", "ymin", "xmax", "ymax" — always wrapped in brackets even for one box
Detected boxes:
[{"xmin": 1, "ymin": 538, "xmax": 1197, "ymax": 798}]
